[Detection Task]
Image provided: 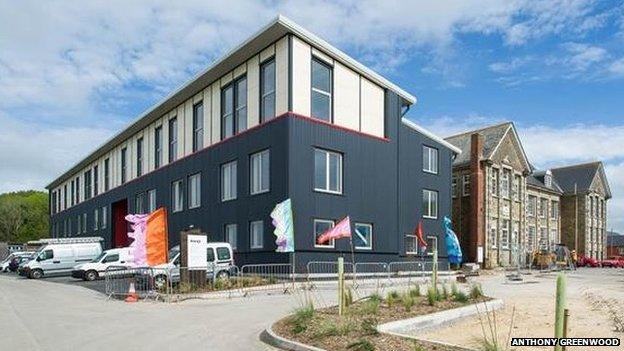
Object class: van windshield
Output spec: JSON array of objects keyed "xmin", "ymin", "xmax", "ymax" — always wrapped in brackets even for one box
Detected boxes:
[{"xmin": 91, "ymin": 252, "xmax": 107, "ymax": 263}]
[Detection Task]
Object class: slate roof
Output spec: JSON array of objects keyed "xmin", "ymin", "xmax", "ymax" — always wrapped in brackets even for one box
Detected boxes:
[
  {"xmin": 445, "ymin": 122, "xmax": 512, "ymax": 167},
  {"xmin": 607, "ymin": 233, "xmax": 624, "ymax": 247},
  {"xmin": 550, "ymin": 161, "xmax": 612, "ymax": 198},
  {"xmin": 527, "ymin": 170, "xmax": 563, "ymax": 194}
]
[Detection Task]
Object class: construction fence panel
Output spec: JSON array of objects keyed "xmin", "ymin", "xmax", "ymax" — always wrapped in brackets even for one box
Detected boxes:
[
  {"xmin": 239, "ymin": 263, "xmax": 294, "ymax": 295},
  {"xmin": 306, "ymin": 261, "xmax": 355, "ymax": 288},
  {"xmin": 104, "ymin": 266, "xmax": 169, "ymax": 300}
]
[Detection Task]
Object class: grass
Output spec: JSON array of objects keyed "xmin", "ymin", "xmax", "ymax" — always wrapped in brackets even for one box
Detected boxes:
[
  {"xmin": 360, "ymin": 317, "xmax": 379, "ymax": 336},
  {"xmin": 409, "ymin": 284, "xmax": 421, "ymax": 298},
  {"xmin": 313, "ymin": 319, "xmax": 353, "ymax": 339},
  {"xmin": 347, "ymin": 339, "xmax": 375, "ymax": 351},
  {"xmin": 402, "ymin": 293, "xmax": 416, "ymax": 312},
  {"xmin": 290, "ymin": 303, "xmax": 315, "ymax": 334},
  {"xmin": 386, "ymin": 290, "xmax": 400, "ymax": 307},
  {"xmin": 470, "ymin": 284, "xmax": 484, "ymax": 300},
  {"xmin": 427, "ymin": 286, "xmax": 438, "ymax": 306},
  {"xmin": 451, "ymin": 282, "xmax": 459, "ymax": 296},
  {"xmin": 454, "ymin": 290, "xmax": 469, "ymax": 303}
]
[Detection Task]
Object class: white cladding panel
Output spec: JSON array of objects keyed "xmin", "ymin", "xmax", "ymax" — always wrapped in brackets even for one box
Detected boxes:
[
  {"xmin": 360, "ymin": 77, "xmax": 385, "ymax": 137},
  {"xmin": 333, "ymin": 61, "xmax": 360, "ymax": 131},
  {"xmin": 291, "ymin": 36, "xmax": 311, "ymax": 116},
  {"xmin": 247, "ymin": 55, "xmax": 260, "ymax": 128},
  {"xmin": 211, "ymin": 81, "xmax": 220, "ymax": 144},
  {"xmin": 184, "ymin": 99, "xmax": 193, "ymax": 155},
  {"xmin": 275, "ymin": 36, "xmax": 289, "ymax": 115},
  {"xmin": 202, "ymin": 87, "xmax": 212, "ymax": 148}
]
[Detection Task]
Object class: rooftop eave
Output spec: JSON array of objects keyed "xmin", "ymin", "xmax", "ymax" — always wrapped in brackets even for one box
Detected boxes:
[{"xmin": 401, "ymin": 118, "xmax": 462, "ymax": 154}]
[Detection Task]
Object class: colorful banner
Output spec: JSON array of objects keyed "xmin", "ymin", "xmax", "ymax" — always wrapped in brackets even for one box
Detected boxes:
[
  {"xmin": 126, "ymin": 208, "xmax": 169, "ymax": 266},
  {"xmin": 317, "ymin": 216, "xmax": 351, "ymax": 245},
  {"xmin": 443, "ymin": 216, "xmax": 462, "ymax": 264},
  {"xmin": 414, "ymin": 219, "xmax": 428, "ymax": 248},
  {"xmin": 271, "ymin": 198, "xmax": 295, "ymax": 253}
]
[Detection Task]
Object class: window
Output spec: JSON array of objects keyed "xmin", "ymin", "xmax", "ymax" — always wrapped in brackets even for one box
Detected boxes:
[
  {"xmin": 314, "ymin": 219, "xmax": 334, "ymax": 248},
  {"xmin": 103, "ymin": 254, "xmax": 119, "ymax": 263},
  {"xmin": 462, "ymin": 175, "xmax": 471, "ymax": 196},
  {"xmin": 93, "ymin": 165, "xmax": 99, "ymax": 196},
  {"xmin": 539, "ymin": 227, "xmax": 548, "ymax": 248},
  {"xmin": 216, "ymin": 247, "xmax": 231, "ymax": 261},
  {"xmin": 207, "ymin": 248, "xmax": 215, "ymax": 262},
  {"xmin": 75, "ymin": 177, "xmax": 80, "ymax": 204},
  {"xmin": 501, "ymin": 219, "xmax": 510, "ymax": 249},
  {"xmin": 551, "ymin": 201, "xmax": 559, "ymax": 219},
  {"xmin": 120, "ymin": 147, "xmax": 127, "ymax": 184},
  {"xmin": 311, "ymin": 58, "xmax": 332, "ymax": 121},
  {"xmin": 169, "ymin": 117, "xmax": 178, "ymax": 162},
  {"xmin": 544, "ymin": 172, "xmax": 552, "ymax": 188},
  {"xmin": 539, "ymin": 198, "xmax": 547, "ymax": 218},
  {"xmin": 51, "ymin": 191, "xmax": 57, "ymax": 214},
  {"xmin": 221, "ymin": 77, "xmax": 247, "ymax": 138},
  {"xmin": 225, "ymin": 224, "xmax": 237, "ymax": 250},
  {"xmin": 94, "ymin": 209, "xmax": 99, "ymax": 231},
  {"xmin": 63, "ymin": 184, "xmax": 68, "ymax": 209},
  {"xmin": 71, "ymin": 180, "xmax": 75, "ymax": 206},
  {"xmin": 260, "ymin": 58, "xmax": 276, "ymax": 121},
  {"xmin": 422, "ymin": 189, "xmax": 438, "ymax": 219},
  {"xmin": 405, "ymin": 234, "xmax": 419, "ymax": 255},
  {"xmin": 135, "ymin": 192, "xmax": 145, "ymax": 214},
  {"xmin": 354, "ymin": 223, "xmax": 372, "ymax": 250},
  {"xmin": 422, "ymin": 146, "xmax": 438, "ymax": 174},
  {"xmin": 512, "ymin": 221, "xmax": 519, "ymax": 249},
  {"xmin": 188, "ymin": 173, "xmax": 201, "ymax": 209},
  {"xmin": 221, "ymin": 161, "xmax": 237, "ymax": 201},
  {"xmin": 488, "ymin": 221, "xmax": 497, "ymax": 248},
  {"xmin": 147, "ymin": 189, "xmax": 157, "ymax": 213},
  {"xmin": 452, "ymin": 176, "xmax": 458, "ymax": 198},
  {"xmin": 250, "ymin": 220, "xmax": 263, "ymax": 249},
  {"xmin": 171, "ymin": 179, "xmax": 183, "ymax": 212},
  {"xmin": 101, "ymin": 206, "xmax": 107, "ymax": 229},
  {"xmin": 528, "ymin": 225, "xmax": 536, "ymax": 250},
  {"xmin": 314, "ymin": 148, "xmax": 342, "ymax": 194},
  {"xmin": 527, "ymin": 195, "xmax": 536, "ymax": 216},
  {"xmin": 154, "ymin": 126, "xmax": 163, "ymax": 169},
  {"xmin": 250, "ymin": 150, "xmax": 270, "ymax": 195},
  {"xmin": 82, "ymin": 213, "xmax": 87, "ymax": 234},
  {"xmin": 104, "ymin": 158, "xmax": 110, "ymax": 192},
  {"xmin": 490, "ymin": 168, "xmax": 498, "ymax": 196},
  {"xmin": 512, "ymin": 175, "xmax": 520, "ymax": 201},
  {"xmin": 136, "ymin": 137, "xmax": 143, "ymax": 177},
  {"xmin": 501, "ymin": 169, "xmax": 510, "ymax": 198},
  {"xmin": 550, "ymin": 228, "xmax": 558, "ymax": 249},
  {"xmin": 193, "ymin": 101, "xmax": 203, "ymax": 152}
]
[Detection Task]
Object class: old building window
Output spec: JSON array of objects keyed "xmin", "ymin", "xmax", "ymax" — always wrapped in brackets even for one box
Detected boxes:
[
  {"xmin": 501, "ymin": 219, "xmax": 510, "ymax": 249},
  {"xmin": 422, "ymin": 189, "xmax": 438, "ymax": 219},
  {"xmin": 539, "ymin": 227, "xmax": 548, "ymax": 248},
  {"xmin": 551, "ymin": 201, "xmax": 559, "ymax": 219},
  {"xmin": 488, "ymin": 221, "xmax": 498, "ymax": 248},
  {"xmin": 500, "ymin": 169, "xmax": 510, "ymax": 198},
  {"xmin": 539, "ymin": 198, "xmax": 548, "ymax": 218},
  {"xmin": 512, "ymin": 175, "xmax": 520, "ymax": 201},
  {"xmin": 527, "ymin": 225, "xmax": 536, "ymax": 250},
  {"xmin": 527, "ymin": 195, "xmax": 536, "ymax": 216},
  {"xmin": 462, "ymin": 175, "xmax": 470, "ymax": 196},
  {"xmin": 311, "ymin": 58, "xmax": 332, "ymax": 121},
  {"xmin": 422, "ymin": 145, "xmax": 438, "ymax": 174},
  {"xmin": 452, "ymin": 176, "xmax": 458, "ymax": 198},
  {"xmin": 490, "ymin": 168, "xmax": 499, "ymax": 196}
]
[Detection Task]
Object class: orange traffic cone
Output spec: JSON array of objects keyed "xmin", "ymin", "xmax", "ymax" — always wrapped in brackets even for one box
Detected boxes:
[{"xmin": 125, "ymin": 282, "xmax": 139, "ymax": 303}]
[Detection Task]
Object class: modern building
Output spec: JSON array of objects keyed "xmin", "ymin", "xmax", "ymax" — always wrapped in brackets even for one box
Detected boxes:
[
  {"xmin": 445, "ymin": 122, "xmax": 531, "ymax": 268},
  {"xmin": 551, "ymin": 162, "xmax": 611, "ymax": 260},
  {"xmin": 46, "ymin": 16, "xmax": 459, "ymax": 269},
  {"xmin": 525, "ymin": 170, "xmax": 562, "ymax": 258}
]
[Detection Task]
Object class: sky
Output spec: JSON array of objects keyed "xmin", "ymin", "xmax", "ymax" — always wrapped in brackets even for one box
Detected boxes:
[{"xmin": 0, "ymin": 0, "xmax": 623, "ymax": 231}]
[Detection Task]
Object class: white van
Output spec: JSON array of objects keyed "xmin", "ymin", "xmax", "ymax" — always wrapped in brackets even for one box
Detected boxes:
[
  {"xmin": 152, "ymin": 243, "xmax": 235, "ymax": 289},
  {"xmin": 23, "ymin": 238, "xmax": 103, "ymax": 279},
  {"xmin": 71, "ymin": 248, "xmax": 132, "ymax": 281}
]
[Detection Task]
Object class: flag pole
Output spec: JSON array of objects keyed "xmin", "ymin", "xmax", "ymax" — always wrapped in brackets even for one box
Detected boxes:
[{"xmin": 350, "ymin": 235, "xmax": 356, "ymax": 287}]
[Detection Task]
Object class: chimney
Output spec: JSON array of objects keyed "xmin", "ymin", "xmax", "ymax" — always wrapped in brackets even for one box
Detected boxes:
[{"xmin": 469, "ymin": 133, "xmax": 485, "ymax": 264}]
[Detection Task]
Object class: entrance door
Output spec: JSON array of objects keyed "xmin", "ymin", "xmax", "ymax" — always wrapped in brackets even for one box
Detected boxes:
[{"xmin": 112, "ymin": 199, "xmax": 129, "ymax": 248}]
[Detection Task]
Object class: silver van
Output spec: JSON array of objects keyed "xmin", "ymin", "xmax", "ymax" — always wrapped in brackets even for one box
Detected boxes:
[{"xmin": 22, "ymin": 237, "xmax": 103, "ymax": 279}]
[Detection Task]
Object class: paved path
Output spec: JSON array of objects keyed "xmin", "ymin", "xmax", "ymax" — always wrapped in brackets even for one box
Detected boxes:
[{"xmin": 0, "ymin": 274, "xmax": 297, "ymax": 350}]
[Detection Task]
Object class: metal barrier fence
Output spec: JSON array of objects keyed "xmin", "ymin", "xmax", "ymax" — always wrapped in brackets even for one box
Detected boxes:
[
  {"xmin": 239, "ymin": 263, "xmax": 294, "ymax": 294},
  {"xmin": 104, "ymin": 266, "xmax": 169, "ymax": 300}
]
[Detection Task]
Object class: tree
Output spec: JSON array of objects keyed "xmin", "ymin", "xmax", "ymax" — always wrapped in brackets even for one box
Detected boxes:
[{"xmin": 0, "ymin": 190, "xmax": 49, "ymax": 243}]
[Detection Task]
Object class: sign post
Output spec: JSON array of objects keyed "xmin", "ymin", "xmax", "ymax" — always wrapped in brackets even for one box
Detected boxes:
[{"xmin": 180, "ymin": 228, "xmax": 208, "ymax": 288}]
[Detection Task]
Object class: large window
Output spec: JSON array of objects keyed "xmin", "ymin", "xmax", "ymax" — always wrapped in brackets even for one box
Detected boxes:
[
  {"xmin": 135, "ymin": 192, "xmax": 145, "ymax": 214},
  {"xmin": 104, "ymin": 158, "xmax": 110, "ymax": 192},
  {"xmin": 93, "ymin": 209, "xmax": 99, "ymax": 231},
  {"xmin": 225, "ymin": 224, "xmax": 238, "ymax": 250},
  {"xmin": 451, "ymin": 176, "xmax": 458, "ymax": 198},
  {"xmin": 527, "ymin": 225, "xmax": 536, "ymax": 250},
  {"xmin": 462, "ymin": 175, "xmax": 470, "ymax": 196},
  {"xmin": 501, "ymin": 219, "xmax": 510, "ymax": 249},
  {"xmin": 171, "ymin": 179, "xmax": 183, "ymax": 213},
  {"xmin": 501, "ymin": 169, "xmax": 510, "ymax": 198},
  {"xmin": 539, "ymin": 198, "xmax": 548, "ymax": 218},
  {"xmin": 84, "ymin": 170, "xmax": 92, "ymax": 200},
  {"xmin": 154, "ymin": 125, "xmax": 163, "ymax": 169},
  {"xmin": 75, "ymin": 177, "xmax": 80, "ymax": 204},
  {"xmin": 93, "ymin": 166, "xmax": 98, "ymax": 197},
  {"xmin": 311, "ymin": 58, "xmax": 332, "ymax": 121},
  {"xmin": 354, "ymin": 223, "xmax": 372, "ymax": 250},
  {"xmin": 423, "ymin": 189, "xmax": 438, "ymax": 219},
  {"xmin": 136, "ymin": 137, "xmax": 143, "ymax": 177},
  {"xmin": 527, "ymin": 195, "xmax": 536, "ymax": 216},
  {"xmin": 314, "ymin": 219, "xmax": 334, "ymax": 248},
  {"xmin": 101, "ymin": 206, "xmax": 107, "ymax": 229},
  {"xmin": 168, "ymin": 117, "xmax": 178, "ymax": 163},
  {"xmin": 250, "ymin": 150, "xmax": 270, "ymax": 195},
  {"xmin": 314, "ymin": 148, "xmax": 342, "ymax": 194},
  {"xmin": 250, "ymin": 220, "xmax": 263, "ymax": 249},
  {"xmin": 188, "ymin": 173, "xmax": 201, "ymax": 209},
  {"xmin": 551, "ymin": 201, "xmax": 559, "ymax": 219},
  {"xmin": 489, "ymin": 222, "xmax": 497, "ymax": 248},
  {"xmin": 76, "ymin": 214, "xmax": 81, "ymax": 235},
  {"xmin": 490, "ymin": 168, "xmax": 498, "ymax": 196},
  {"xmin": 147, "ymin": 189, "xmax": 156, "ymax": 213},
  {"xmin": 63, "ymin": 184, "xmax": 67, "ymax": 209},
  {"xmin": 193, "ymin": 101, "xmax": 204, "ymax": 152},
  {"xmin": 260, "ymin": 58, "xmax": 276, "ymax": 122},
  {"xmin": 221, "ymin": 76, "xmax": 247, "ymax": 138},
  {"xmin": 422, "ymin": 146, "xmax": 438, "ymax": 174},
  {"xmin": 120, "ymin": 147, "xmax": 127, "ymax": 184},
  {"xmin": 82, "ymin": 213, "xmax": 87, "ymax": 234},
  {"xmin": 221, "ymin": 160, "xmax": 237, "ymax": 201}
]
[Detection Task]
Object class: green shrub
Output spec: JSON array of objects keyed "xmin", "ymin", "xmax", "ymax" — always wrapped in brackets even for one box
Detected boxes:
[
  {"xmin": 427, "ymin": 286, "xmax": 438, "ymax": 306},
  {"xmin": 470, "ymin": 284, "xmax": 484, "ymax": 300},
  {"xmin": 409, "ymin": 284, "xmax": 421, "ymax": 298},
  {"xmin": 369, "ymin": 293, "xmax": 382, "ymax": 303},
  {"xmin": 451, "ymin": 282, "xmax": 459, "ymax": 296},
  {"xmin": 454, "ymin": 291, "xmax": 469, "ymax": 303},
  {"xmin": 386, "ymin": 290, "xmax": 400, "ymax": 307},
  {"xmin": 441, "ymin": 285, "xmax": 449, "ymax": 300},
  {"xmin": 348, "ymin": 339, "xmax": 375, "ymax": 351},
  {"xmin": 436, "ymin": 288, "xmax": 444, "ymax": 301},
  {"xmin": 290, "ymin": 303, "xmax": 314, "ymax": 334},
  {"xmin": 359, "ymin": 298, "xmax": 380, "ymax": 316},
  {"xmin": 360, "ymin": 317, "xmax": 379, "ymax": 336},
  {"xmin": 344, "ymin": 287, "xmax": 354, "ymax": 307},
  {"xmin": 313, "ymin": 320, "xmax": 352, "ymax": 339},
  {"xmin": 402, "ymin": 294, "xmax": 415, "ymax": 312}
]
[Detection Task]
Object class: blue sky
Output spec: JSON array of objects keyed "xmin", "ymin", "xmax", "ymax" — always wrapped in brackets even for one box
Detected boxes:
[{"xmin": 0, "ymin": 0, "xmax": 623, "ymax": 231}]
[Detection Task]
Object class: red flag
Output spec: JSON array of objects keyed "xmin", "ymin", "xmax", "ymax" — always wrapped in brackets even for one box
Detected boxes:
[
  {"xmin": 317, "ymin": 216, "xmax": 351, "ymax": 245},
  {"xmin": 415, "ymin": 220, "xmax": 427, "ymax": 248}
]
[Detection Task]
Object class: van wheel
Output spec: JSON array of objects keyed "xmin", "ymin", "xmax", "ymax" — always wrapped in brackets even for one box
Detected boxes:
[
  {"xmin": 85, "ymin": 270, "xmax": 98, "ymax": 281},
  {"xmin": 30, "ymin": 269, "xmax": 43, "ymax": 279},
  {"xmin": 217, "ymin": 270, "xmax": 230, "ymax": 280}
]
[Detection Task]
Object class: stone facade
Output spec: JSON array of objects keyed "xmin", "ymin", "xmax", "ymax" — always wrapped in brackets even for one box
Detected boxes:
[{"xmin": 525, "ymin": 181, "xmax": 561, "ymax": 256}]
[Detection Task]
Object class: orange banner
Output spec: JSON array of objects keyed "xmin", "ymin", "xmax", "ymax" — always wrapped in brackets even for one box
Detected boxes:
[{"xmin": 145, "ymin": 207, "xmax": 168, "ymax": 266}]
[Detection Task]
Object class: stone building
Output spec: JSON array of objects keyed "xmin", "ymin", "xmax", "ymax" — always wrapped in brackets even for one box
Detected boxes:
[
  {"xmin": 551, "ymin": 162, "xmax": 611, "ymax": 260},
  {"xmin": 525, "ymin": 170, "xmax": 562, "ymax": 259},
  {"xmin": 446, "ymin": 122, "xmax": 531, "ymax": 268}
]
